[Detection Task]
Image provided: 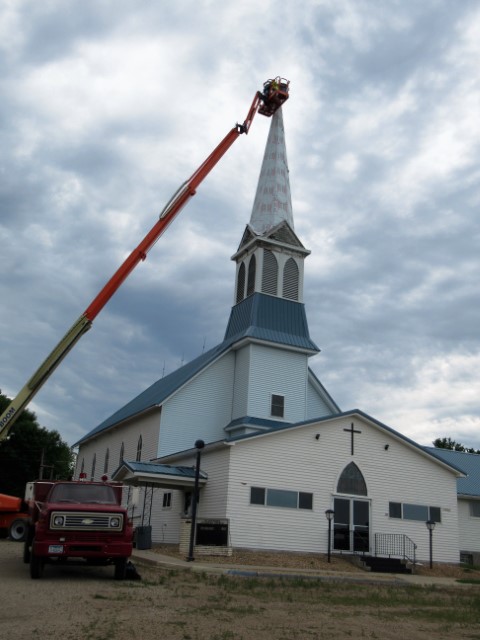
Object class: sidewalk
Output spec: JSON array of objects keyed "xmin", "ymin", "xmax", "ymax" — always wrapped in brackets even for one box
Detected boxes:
[{"xmin": 132, "ymin": 548, "xmax": 464, "ymax": 588}]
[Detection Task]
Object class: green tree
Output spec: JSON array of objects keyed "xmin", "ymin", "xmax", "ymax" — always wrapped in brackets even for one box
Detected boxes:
[
  {"xmin": 433, "ymin": 436, "xmax": 480, "ymax": 455},
  {"xmin": 0, "ymin": 392, "xmax": 75, "ymax": 497}
]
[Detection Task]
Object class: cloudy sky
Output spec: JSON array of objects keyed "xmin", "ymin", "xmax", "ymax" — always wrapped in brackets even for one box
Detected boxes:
[{"xmin": 1, "ymin": 0, "xmax": 479, "ymax": 450}]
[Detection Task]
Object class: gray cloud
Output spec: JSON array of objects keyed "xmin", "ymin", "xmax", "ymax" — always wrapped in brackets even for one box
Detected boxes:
[{"xmin": 1, "ymin": 0, "xmax": 479, "ymax": 450}]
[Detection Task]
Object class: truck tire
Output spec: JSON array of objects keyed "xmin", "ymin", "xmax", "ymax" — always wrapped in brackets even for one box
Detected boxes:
[
  {"xmin": 30, "ymin": 545, "xmax": 44, "ymax": 579},
  {"xmin": 9, "ymin": 518, "xmax": 27, "ymax": 542},
  {"xmin": 114, "ymin": 557, "xmax": 127, "ymax": 580}
]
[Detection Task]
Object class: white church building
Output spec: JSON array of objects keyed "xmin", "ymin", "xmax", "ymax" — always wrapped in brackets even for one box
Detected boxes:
[{"xmin": 74, "ymin": 110, "xmax": 480, "ymax": 566}]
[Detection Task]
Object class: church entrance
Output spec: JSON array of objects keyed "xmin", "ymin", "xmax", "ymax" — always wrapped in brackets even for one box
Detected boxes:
[{"xmin": 333, "ymin": 497, "xmax": 370, "ymax": 553}]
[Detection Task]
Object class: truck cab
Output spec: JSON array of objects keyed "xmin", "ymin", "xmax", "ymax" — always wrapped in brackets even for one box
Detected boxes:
[{"xmin": 24, "ymin": 478, "xmax": 133, "ymax": 579}]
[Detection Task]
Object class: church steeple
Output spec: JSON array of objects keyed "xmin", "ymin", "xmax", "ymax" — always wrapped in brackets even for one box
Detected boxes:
[
  {"xmin": 224, "ymin": 107, "xmax": 318, "ymax": 356},
  {"xmin": 249, "ymin": 108, "xmax": 294, "ymax": 234},
  {"xmin": 231, "ymin": 108, "xmax": 310, "ymax": 306}
]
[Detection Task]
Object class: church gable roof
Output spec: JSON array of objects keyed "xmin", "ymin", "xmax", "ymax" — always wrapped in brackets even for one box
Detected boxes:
[{"xmin": 233, "ymin": 221, "xmax": 308, "ymax": 259}]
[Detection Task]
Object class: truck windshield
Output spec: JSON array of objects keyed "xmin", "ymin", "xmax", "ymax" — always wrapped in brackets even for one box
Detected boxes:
[{"xmin": 49, "ymin": 483, "xmax": 117, "ymax": 504}]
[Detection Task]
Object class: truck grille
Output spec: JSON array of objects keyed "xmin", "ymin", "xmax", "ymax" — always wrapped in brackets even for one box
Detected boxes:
[{"xmin": 50, "ymin": 511, "xmax": 123, "ymax": 532}]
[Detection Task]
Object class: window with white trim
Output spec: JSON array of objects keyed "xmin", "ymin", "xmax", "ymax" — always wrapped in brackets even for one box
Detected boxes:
[
  {"xmin": 389, "ymin": 502, "xmax": 441, "ymax": 523},
  {"xmin": 162, "ymin": 492, "xmax": 172, "ymax": 509},
  {"xmin": 136, "ymin": 435, "xmax": 142, "ymax": 462},
  {"xmin": 104, "ymin": 448, "xmax": 109, "ymax": 474},
  {"xmin": 469, "ymin": 502, "xmax": 480, "ymax": 517},
  {"xmin": 250, "ymin": 486, "xmax": 313, "ymax": 510},
  {"xmin": 271, "ymin": 394, "xmax": 285, "ymax": 418},
  {"xmin": 90, "ymin": 454, "xmax": 96, "ymax": 481}
]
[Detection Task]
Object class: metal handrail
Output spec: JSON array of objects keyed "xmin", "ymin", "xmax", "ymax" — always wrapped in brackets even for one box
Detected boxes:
[{"xmin": 374, "ymin": 533, "xmax": 417, "ymax": 568}]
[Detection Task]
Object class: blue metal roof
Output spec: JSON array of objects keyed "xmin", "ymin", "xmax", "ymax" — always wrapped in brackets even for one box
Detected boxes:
[
  {"xmin": 112, "ymin": 460, "xmax": 207, "ymax": 480},
  {"xmin": 224, "ymin": 293, "xmax": 319, "ymax": 352},
  {"xmin": 424, "ymin": 448, "xmax": 480, "ymax": 497},
  {"xmin": 225, "ymin": 416, "xmax": 292, "ymax": 432}
]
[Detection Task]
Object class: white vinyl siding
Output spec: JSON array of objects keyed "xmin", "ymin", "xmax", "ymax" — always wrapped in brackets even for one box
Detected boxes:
[
  {"xmin": 75, "ymin": 410, "xmax": 161, "ymax": 483},
  {"xmin": 306, "ymin": 377, "xmax": 336, "ymax": 419},
  {"xmin": 159, "ymin": 352, "xmax": 235, "ymax": 457},
  {"xmin": 457, "ymin": 498, "xmax": 480, "ymax": 555},
  {"xmin": 232, "ymin": 348, "xmax": 251, "ymax": 419},
  {"xmin": 224, "ymin": 415, "xmax": 459, "ymax": 562},
  {"xmin": 246, "ymin": 344, "xmax": 308, "ymax": 423}
]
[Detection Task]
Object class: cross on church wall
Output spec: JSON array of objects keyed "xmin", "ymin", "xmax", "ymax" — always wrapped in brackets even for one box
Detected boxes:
[{"xmin": 344, "ymin": 422, "xmax": 361, "ymax": 455}]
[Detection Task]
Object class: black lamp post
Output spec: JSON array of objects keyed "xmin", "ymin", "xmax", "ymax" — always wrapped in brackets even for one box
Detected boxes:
[
  {"xmin": 186, "ymin": 439, "xmax": 205, "ymax": 562},
  {"xmin": 325, "ymin": 509, "xmax": 335, "ymax": 563},
  {"xmin": 426, "ymin": 520, "xmax": 435, "ymax": 569}
]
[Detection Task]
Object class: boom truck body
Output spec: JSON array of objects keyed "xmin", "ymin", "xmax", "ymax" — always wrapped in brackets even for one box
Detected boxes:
[
  {"xmin": 23, "ymin": 477, "xmax": 133, "ymax": 579},
  {"xmin": 0, "ymin": 493, "xmax": 29, "ymax": 541},
  {"xmin": 0, "ymin": 77, "xmax": 289, "ymax": 442}
]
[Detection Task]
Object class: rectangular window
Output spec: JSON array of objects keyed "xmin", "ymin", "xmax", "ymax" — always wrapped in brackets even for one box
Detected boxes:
[
  {"xmin": 271, "ymin": 394, "xmax": 285, "ymax": 418},
  {"xmin": 429, "ymin": 506, "xmax": 441, "ymax": 522},
  {"xmin": 469, "ymin": 502, "xmax": 480, "ymax": 517},
  {"xmin": 403, "ymin": 503, "xmax": 428, "ymax": 521},
  {"xmin": 389, "ymin": 502, "xmax": 402, "ymax": 519},
  {"xmin": 267, "ymin": 489, "xmax": 298, "ymax": 508},
  {"xmin": 162, "ymin": 492, "xmax": 172, "ymax": 509},
  {"xmin": 250, "ymin": 487, "xmax": 266, "ymax": 505},
  {"xmin": 250, "ymin": 486, "xmax": 312, "ymax": 510},
  {"xmin": 388, "ymin": 502, "xmax": 441, "ymax": 523},
  {"xmin": 298, "ymin": 492, "xmax": 313, "ymax": 510}
]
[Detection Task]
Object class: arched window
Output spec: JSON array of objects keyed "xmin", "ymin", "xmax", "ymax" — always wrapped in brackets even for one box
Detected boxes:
[
  {"xmin": 283, "ymin": 258, "xmax": 299, "ymax": 300},
  {"xmin": 104, "ymin": 448, "xmax": 110, "ymax": 474},
  {"xmin": 90, "ymin": 454, "xmax": 96, "ymax": 481},
  {"xmin": 136, "ymin": 436, "xmax": 142, "ymax": 462},
  {"xmin": 247, "ymin": 254, "xmax": 256, "ymax": 297},
  {"xmin": 262, "ymin": 249, "xmax": 278, "ymax": 295},
  {"xmin": 236, "ymin": 262, "xmax": 245, "ymax": 303},
  {"xmin": 119, "ymin": 442, "xmax": 124, "ymax": 466},
  {"xmin": 337, "ymin": 462, "xmax": 367, "ymax": 496}
]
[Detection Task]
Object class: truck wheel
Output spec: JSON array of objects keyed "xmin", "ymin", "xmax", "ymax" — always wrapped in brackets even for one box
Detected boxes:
[
  {"xmin": 114, "ymin": 558, "xmax": 127, "ymax": 580},
  {"xmin": 9, "ymin": 518, "xmax": 27, "ymax": 542},
  {"xmin": 30, "ymin": 546, "xmax": 44, "ymax": 579}
]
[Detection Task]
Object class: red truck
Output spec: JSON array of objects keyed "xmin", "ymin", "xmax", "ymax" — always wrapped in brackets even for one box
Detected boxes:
[
  {"xmin": 23, "ymin": 477, "xmax": 133, "ymax": 579},
  {"xmin": 0, "ymin": 493, "xmax": 29, "ymax": 541}
]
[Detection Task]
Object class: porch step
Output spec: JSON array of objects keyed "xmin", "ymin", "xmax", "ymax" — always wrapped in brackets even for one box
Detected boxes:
[{"xmin": 362, "ymin": 556, "xmax": 412, "ymax": 574}]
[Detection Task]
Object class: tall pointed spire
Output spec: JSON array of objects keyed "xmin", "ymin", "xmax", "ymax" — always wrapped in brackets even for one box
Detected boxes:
[{"xmin": 249, "ymin": 108, "xmax": 294, "ymax": 235}]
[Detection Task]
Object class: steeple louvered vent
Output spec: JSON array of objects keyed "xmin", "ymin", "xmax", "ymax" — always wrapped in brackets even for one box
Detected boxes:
[
  {"xmin": 247, "ymin": 255, "xmax": 256, "ymax": 297},
  {"xmin": 262, "ymin": 250, "xmax": 278, "ymax": 296},
  {"xmin": 236, "ymin": 262, "xmax": 246, "ymax": 303},
  {"xmin": 283, "ymin": 258, "xmax": 299, "ymax": 300}
]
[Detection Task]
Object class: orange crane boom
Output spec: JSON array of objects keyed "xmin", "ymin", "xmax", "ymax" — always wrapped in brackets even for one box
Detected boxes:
[{"xmin": 0, "ymin": 77, "xmax": 290, "ymax": 441}]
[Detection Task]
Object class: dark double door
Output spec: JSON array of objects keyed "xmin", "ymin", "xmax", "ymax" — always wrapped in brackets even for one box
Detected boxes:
[{"xmin": 333, "ymin": 497, "xmax": 369, "ymax": 553}]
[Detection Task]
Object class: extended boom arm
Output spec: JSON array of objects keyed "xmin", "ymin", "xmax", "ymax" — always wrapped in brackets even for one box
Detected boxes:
[{"xmin": 0, "ymin": 77, "xmax": 290, "ymax": 441}]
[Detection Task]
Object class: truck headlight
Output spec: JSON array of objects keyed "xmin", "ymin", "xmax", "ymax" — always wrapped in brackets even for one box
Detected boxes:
[
  {"xmin": 53, "ymin": 515, "xmax": 65, "ymax": 527},
  {"xmin": 109, "ymin": 517, "xmax": 120, "ymax": 528}
]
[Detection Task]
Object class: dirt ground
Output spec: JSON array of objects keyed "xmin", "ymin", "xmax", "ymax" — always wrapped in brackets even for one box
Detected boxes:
[
  {"xmin": 152, "ymin": 544, "xmax": 480, "ymax": 580},
  {"xmin": 1, "ymin": 540, "xmax": 480, "ymax": 640}
]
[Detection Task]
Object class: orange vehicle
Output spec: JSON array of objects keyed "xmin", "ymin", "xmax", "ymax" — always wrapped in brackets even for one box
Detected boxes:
[{"xmin": 0, "ymin": 493, "xmax": 29, "ymax": 541}]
